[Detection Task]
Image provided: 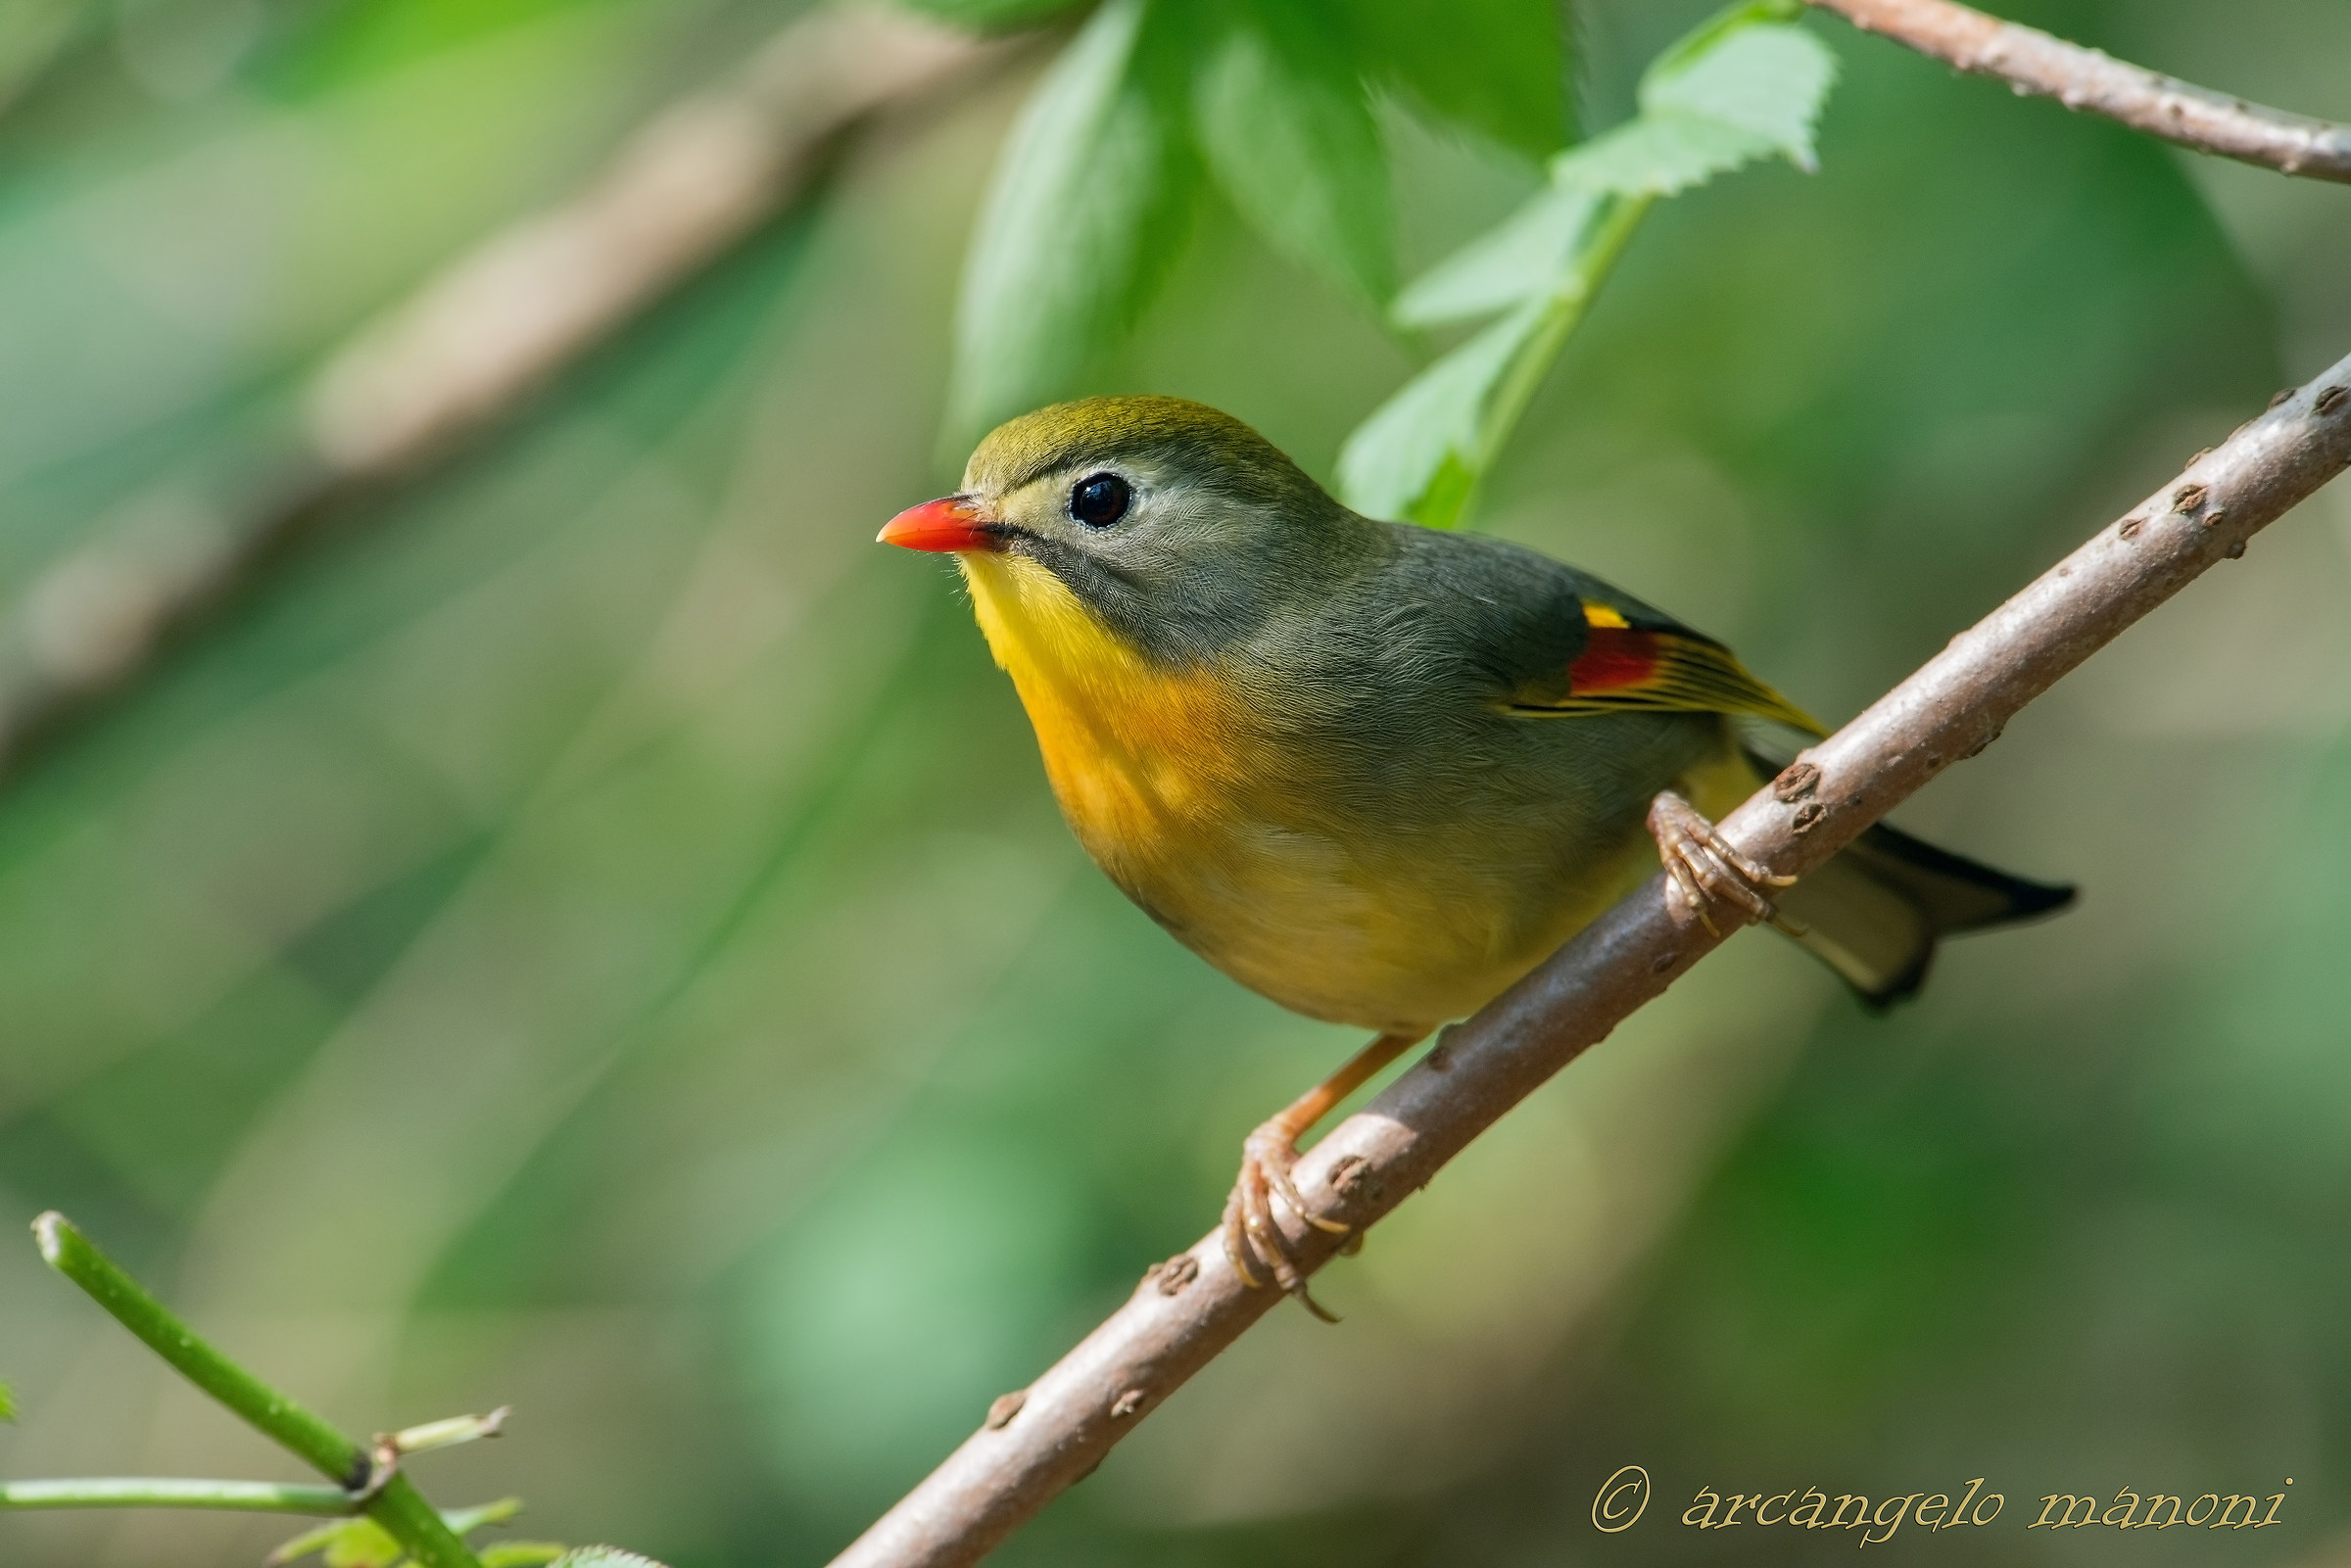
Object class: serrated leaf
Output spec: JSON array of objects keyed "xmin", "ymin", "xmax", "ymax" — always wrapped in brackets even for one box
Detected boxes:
[
  {"xmin": 1552, "ymin": 20, "xmax": 1835, "ymax": 197},
  {"xmin": 946, "ymin": 0, "xmax": 1197, "ymax": 444},
  {"xmin": 1192, "ymin": 2, "xmax": 1392, "ymax": 305},
  {"xmin": 550, "ymin": 1551, "xmax": 669, "ymax": 1568},
  {"xmin": 1550, "ymin": 112, "xmax": 1777, "ymax": 198},
  {"xmin": 1351, "ymin": 2, "xmax": 1838, "ymax": 530},
  {"xmin": 1637, "ymin": 0, "xmax": 1801, "ymax": 86},
  {"xmin": 1337, "ymin": 298, "xmax": 1549, "ymax": 527},
  {"xmin": 1340, "ymin": 0, "xmax": 1570, "ymax": 157},
  {"xmin": 888, "ymin": 0, "xmax": 1088, "ymax": 32},
  {"xmin": 1392, "ymin": 185, "xmax": 1599, "ymax": 328},
  {"xmin": 1643, "ymin": 22, "xmax": 1837, "ymax": 170}
]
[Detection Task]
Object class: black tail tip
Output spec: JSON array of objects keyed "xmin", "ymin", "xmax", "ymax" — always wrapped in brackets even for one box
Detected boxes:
[{"xmin": 2006, "ymin": 878, "xmax": 2080, "ymax": 921}]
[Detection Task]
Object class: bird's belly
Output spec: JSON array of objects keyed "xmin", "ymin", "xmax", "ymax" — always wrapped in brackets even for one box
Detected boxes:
[
  {"xmin": 1059, "ymin": 762, "xmax": 1660, "ymax": 1033},
  {"xmin": 1211, "ymin": 833, "xmax": 1657, "ymax": 1032},
  {"xmin": 1043, "ymin": 713, "xmax": 1750, "ymax": 1033}
]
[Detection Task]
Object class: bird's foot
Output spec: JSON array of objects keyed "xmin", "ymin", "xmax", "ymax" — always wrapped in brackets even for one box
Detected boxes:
[
  {"xmin": 1648, "ymin": 790, "xmax": 1799, "ymax": 935},
  {"xmin": 1222, "ymin": 1118, "xmax": 1348, "ymax": 1323},
  {"xmin": 1217, "ymin": 1031, "xmax": 1420, "ymax": 1320}
]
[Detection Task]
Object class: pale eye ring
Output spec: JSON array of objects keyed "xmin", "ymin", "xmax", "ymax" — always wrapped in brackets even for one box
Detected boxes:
[{"xmin": 1069, "ymin": 472, "xmax": 1130, "ymax": 528}]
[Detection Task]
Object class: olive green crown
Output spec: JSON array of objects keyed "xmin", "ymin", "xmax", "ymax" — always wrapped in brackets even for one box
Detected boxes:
[{"xmin": 967, "ymin": 396, "xmax": 1338, "ymax": 520}]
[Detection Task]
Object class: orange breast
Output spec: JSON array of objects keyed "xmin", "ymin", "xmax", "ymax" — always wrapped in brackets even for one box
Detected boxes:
[{"xmin": 956, "ymin": 553, "xmax": 1259, "ymax": 897}]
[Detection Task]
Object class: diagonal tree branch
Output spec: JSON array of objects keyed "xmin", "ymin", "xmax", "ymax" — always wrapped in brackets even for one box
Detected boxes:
[
  {"xmin": 1805, "ymin": 0, "xmax": 2351, "ymax": 181},
  {"xmin": 0, "ymin": 4, "xmax": 1010, "ymax": 780},
  {"xmin": 296, "ymin": 7, "xmax": 1000, "ymax": 483},
  {"xmin": 830, "ymin": 357, "xmax": 2351, "ymax": 1568}
]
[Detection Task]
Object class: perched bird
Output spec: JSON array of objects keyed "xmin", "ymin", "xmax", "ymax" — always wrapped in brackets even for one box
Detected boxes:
[{"xmin": 881, "ymin": 395, "xmax": 2071, "ymax": 1307}]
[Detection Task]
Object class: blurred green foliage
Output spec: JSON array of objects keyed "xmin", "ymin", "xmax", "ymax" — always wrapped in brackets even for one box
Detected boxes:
[
  {"xmin": 1341, "ymin": 2, "xmax": 1837, "ymax": 529},
  {"xmin": 944, "ymin": 0, "xmax": 1570, "ymax": 443},
  {"xmin": 0, "ymin": 1, "xmax": 2347, "ymax": 1566}
]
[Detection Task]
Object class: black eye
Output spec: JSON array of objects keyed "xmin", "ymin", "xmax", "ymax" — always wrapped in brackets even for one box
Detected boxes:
[{"xmin": 1069, "ymin": 472, "xmax": 1130, "ymax": 528}]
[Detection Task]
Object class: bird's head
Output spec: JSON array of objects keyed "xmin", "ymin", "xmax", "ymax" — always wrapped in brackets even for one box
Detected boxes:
[{"xmin": 880, "ymin": 396, "xmax": 1368, "ymax": 664}]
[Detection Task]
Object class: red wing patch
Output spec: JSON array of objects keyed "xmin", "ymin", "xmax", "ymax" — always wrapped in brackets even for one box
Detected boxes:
[
  {"xmin": 1509, "ymin": 600, "xmax": 1825, "ymax": 735},
  {"xmin": 1564, "ymin": 625, "xmax": 1661, "ymax": 693}
]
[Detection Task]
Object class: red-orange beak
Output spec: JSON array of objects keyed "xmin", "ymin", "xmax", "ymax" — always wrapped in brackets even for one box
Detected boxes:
[{"xmin": 878, "ymin": 495, "xmax": 1003, "ymax": 553}]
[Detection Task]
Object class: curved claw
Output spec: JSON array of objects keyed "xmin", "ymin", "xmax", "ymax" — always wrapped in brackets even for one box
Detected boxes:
[
  {"xmin": 1222, "ymin": 1120, "xmax": 1345, "ymax": 1319},
  {"xmin": 1648, "ymin": 790, "xmax": 1800, "ymax": 934}
]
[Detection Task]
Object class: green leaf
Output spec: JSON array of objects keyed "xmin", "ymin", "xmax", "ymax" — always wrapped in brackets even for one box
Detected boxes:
[
  {"xmin": 1552, "ymin": 23, "xmax": 1834, "ymax": 196},
  {"xmin": 1642, "ymin": 19, "xmax": 1837, "ymax": 169},
  {"xmin": 1339, "ymin": 0, "xmax": 1571, "ymax": 157},
  {"xmin": 1549, "ymin": 111, "xmax": 1778, "ymax": 198},
  {"xmin": 479, "ymin": 1546, "xmax": 568, "ymax": 1567},
  {"xmin": 1640, "ymin": 0, "xmax": 1803, "ymax": 86},
  {"xmin": 549, "ymin": 1551, "xmax": 669, "ymax": 1568},
  {"xmin": 1192, "ymin": 1, "xmax": 1393, "ymax": 305},
  {"xmin": 1348, "ymin": 2, "xmax": 1839, "ymax": 529},
  {"xmin": 266, "ymin": 1517, "xmax": 405, "ymax": 1568},
  {"xmin": 268, "ymin": 1498, "xmax": 525, "ymax": 1568},
  {"xmin": 443, "ymin": 1498, "xmax": 526, "ymax": 1535},
  {"xmin": 888, "ymin": 0, "xmax": 1089, "ymax": 32},
  {"xmin": 1391, "ymin": 185, "xmax": 1599, "ymax": 328},
  {"xmin": 946, "ymin": 0, "xmax": 1198, "ymax": 445},
  {"xmin": 1337, "ymin": 298, "xmax": 1551, "ymax": 527},
  {"xmin": 0, "ymin": 1379, "xmax": 14, "ymax": 1421}
]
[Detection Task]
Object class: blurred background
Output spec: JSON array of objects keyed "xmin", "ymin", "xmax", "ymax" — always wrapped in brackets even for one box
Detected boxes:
[{"xmin": 0, "ymin": 0, "xmax": 2347, "ymax": 1563}]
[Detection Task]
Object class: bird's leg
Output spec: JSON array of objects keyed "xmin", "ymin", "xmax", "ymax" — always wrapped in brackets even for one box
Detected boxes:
[
  {"xmin": 1648, "ymin": 790, "xmax": 1799, "ymax": 935},
  {"xmin": 1223, "ymin": 1029, "xmax": 1423, "ymax": 1318}
]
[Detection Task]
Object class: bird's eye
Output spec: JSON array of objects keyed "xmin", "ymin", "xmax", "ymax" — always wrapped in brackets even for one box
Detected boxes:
[{"xmin": 1069, "ymin": 472, "xmax": 1130, "ymax": 528}]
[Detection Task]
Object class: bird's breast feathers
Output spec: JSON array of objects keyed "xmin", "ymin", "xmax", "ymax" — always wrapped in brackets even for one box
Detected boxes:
[{"xmin": 960, "ymin": 550, "xmax": 1258, "ymax": 849}]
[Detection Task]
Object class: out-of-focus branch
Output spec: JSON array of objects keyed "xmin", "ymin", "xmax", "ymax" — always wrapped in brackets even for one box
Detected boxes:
[
  {"xmin": 830, "ymin": 359, "xmax": 2351, "ymax": 1568},
  {"xmin": 1806, "ymin": 0, "xmax": 2351, "ymax": 181},
  {"xmin": 0, "ymin": 4, "xmax": 1009, "ymax": 777},
  {"xmin": 301, "ymin": 7, "xmax": 997, "ymax": 478}
]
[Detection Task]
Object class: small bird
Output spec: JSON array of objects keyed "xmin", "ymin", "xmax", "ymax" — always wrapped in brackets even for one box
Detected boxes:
[{"xmin": 881, "ymin": 396, "xmax": 2071, "ymax": 1307}]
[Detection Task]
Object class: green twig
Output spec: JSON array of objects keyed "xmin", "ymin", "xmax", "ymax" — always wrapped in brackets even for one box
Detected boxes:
[
  {"xmin": 0, "ymin": 1478, "xmax": 358, "ymax": 1512},
  {"xmin": 1470, "ymin": 192, "xmax": 1655, "ymax": 477},
  {"xmin": 30, "ymin": 1213, "xmax": 483, "ymax": 1568}
]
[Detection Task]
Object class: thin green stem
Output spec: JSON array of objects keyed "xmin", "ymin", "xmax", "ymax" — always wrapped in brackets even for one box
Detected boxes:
[
  {"xmin": 1473, "ymin": 192, "xmax": 1655, "ymax": 477},
  {"xmin": 31, "ymin": 1213, "xmax": 483, "ymax": 1568},
  {"xmin": 34, "ymin": 1214, "xmax": 357, "ymax": 1478},
  {"xmin": 0, "ymin": 1478, "xmax": 358, "ymax": 1513}
]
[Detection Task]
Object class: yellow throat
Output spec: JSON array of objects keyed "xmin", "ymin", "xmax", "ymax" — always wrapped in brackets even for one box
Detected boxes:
[{"xmin": 955, "ymin": 551, "xmax": 1261, "ymax": 887}]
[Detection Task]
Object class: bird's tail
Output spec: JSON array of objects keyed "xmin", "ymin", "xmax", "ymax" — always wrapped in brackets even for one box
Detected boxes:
[{"xmin": 1744, "ymin": 751, "xmax": 2077, "ymax": 1008}]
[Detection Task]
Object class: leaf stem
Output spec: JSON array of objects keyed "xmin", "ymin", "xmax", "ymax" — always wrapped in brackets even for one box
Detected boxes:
[
  {"xmin": 1472, "ymin": 192, "xmax": 1655, "ymax": 478},
  {"xmin": 0, "ymin": 1478, "xmax": 359, "ymax": 1513},
  {"xmin": 31, "ymin": 1213, "xmax": 483, "ymax": 1568}
]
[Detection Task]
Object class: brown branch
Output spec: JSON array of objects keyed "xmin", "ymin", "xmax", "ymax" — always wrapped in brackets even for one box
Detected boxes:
[
  {"xmin": 1806, "ymin": 0, "xmax": 2351, "ymax": 182},
  {"xmin": 0, "ymin": 4, "xmax": 1009, "ymax": 777},
  {"xmin": 831, "ymin": 362, "xmax": 2351, "ymax": 1568}
]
